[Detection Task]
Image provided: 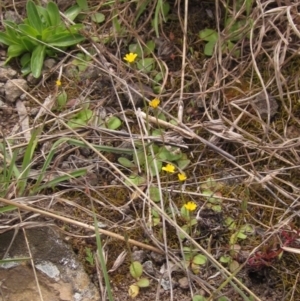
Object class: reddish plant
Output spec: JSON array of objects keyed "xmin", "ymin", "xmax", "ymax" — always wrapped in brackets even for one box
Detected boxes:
[{"xmin": 247, "ymin": 228, "xmax": 300, "ymax": 268}]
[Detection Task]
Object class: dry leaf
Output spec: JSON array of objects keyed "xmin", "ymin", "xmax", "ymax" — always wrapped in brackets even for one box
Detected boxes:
[
  {"xmin": 34, "ymin": 94, "xmax": 55, "ymax": 122},
  {"xmin": 108, "ymin": 250, "xmax": 127, "ymax": 273},
  {"xmin": 128, "ymin": 284, "xmax": 139, "ymax": 298},
  {"xmin": 16, "ymin": 100, "xmax": 30, "ymax": 142}
]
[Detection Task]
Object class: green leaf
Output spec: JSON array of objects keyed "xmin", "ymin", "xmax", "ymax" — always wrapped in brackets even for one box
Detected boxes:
[
  {"xmin": 136, "ymin": 58, "xmax": 154, "ymax": 73},
  {"xmin": 217, "ymin": 297, "xmax": 230, "ymax": 301},
  {"xmin": 133, "ymin": 151, "xmax": 146, "ymax": 166},
  {"xmin": 47, "ymin": 33, "xmax": 85, "ymax": 47},
  {"xmin": 245, "ymin": 0, "xmax": 253, "ymax": 16},
  {"xmin": 57, "ymin": 90, "xmax": 67, "ymax": 108},
  {"xmin": 76, "ymin": 0, "xmax": 89, "ymax": 10},
  {"xmin": 162, "ymin": 1, "xmax": 170, "ymax": 19},
  {"xmin": 107, "ymin": 116, "xmax": 122, "ymax": 130},
  {"xmin": 129, "ymin": 43, "xmax": 143, "ymax": 58},
  {"xmin": 26, "ymin": 1, "xmax": 43, "ymax": 33},
  {"xmin": 157, "ymin": 112, "xmax": 166, "ymax": 121},
  {"xmin": 7, "ymin": 44, "xmax": 27, "ymax": 59},
  {"xmin": 67, "ymin": 118, "xmax": 87, "ymax": 129},
  {"xmin": 91, "ymin": 13, "xmax": 105, "ymax": 23},
  {"xmin": 190, "ymin": 218, "xmax": 197, "ymax": 226},
  {"xmin": 176, "ymin": 159, "xmax": 190, "ymax": 170},
  {"xmin": 204, "ymin": 40, "xmax": 216, "ymax": 56},
  {"xmin": 31, "ymin": 44, "xmax": 46, "ymax": 78},
  {"xmin": 240, "ymin": 223, "xmax": 254, "ymax": 234},
  {"xmin": 118, "ymin": 157, "xmax": 134, "ymax": 168},
  {"xmin": 179, "ymin": 224, "xmax": 190, "ymax": 240},
  {"xmin": 47, "ymin": 2, "xmax": 61, "ymax": 27},
  {"xmin": 136, "ymin": 278, "xmax": 150, "ymax": 288},
  {"xmin": 18, "ymin": 24, "xmax": 39, "ymax": 38},
  {"xmin": 78, "ymin": 108, "xmax": 92, "ymax": 121},
  {"xmin": 112, "ymin": 10, "xmax": 123, "ymax": 34},
  {"xmin": 211, "ymin": 205, "xmax": 222, "ymax": 212},
  {"xmin": 180, "ymin": 206, "xmax": 190, "ymax": 220},
  {"xmin": 193, "ymin": 254, "xmax": 207, "ymax": 265},
  {"xmin": 202, "ymin": 189, "xmax": 213, "ymax": 198},
  {"xmin": 201, "ymin": 177, "xmax": 217, "ymax": 189},
  {"xmin": 224, "ymin": 217, "xmax": 236, "ymax": 230},
  {"xmin": 152, "ymin": 129, "xmax": 164, "ymax": 136},
  {"xmin": 134, "ymin": 0, "xmax": 151, "ymax": 23},
  {"xmin": 153, "ymin": 71, "xmax": 164, "ymax": 83},
  {"xmin": 125, "ymin": 175, "xmax": 146, "ymax": 186},
  {"xmin": 237, "ymin": 231, "xmax": 247, "ymax": 239},
  {"xmin": 148, "ymin": 157, "xmax": 162, "ymax": 176},
  {"xmin": 64, "ymin": 5, "xmax": 82, "ymax": 21},
  {"xmin": 151, "ymin": 208, "xmax": 160, "ymax": 218},
  {"xmin": 193, "ymin": 296, "xmax": 207, "ymax": 301},
  {"xmin": 229, "ymin": 260, "xmax": 239, "ymax": 273},
  {"xmin": 220, "ymin": 255, "xmax": 231, "ymax": 264},
  {"xmin": 20, "ymin": 36, "xmax": 37, "ymax": 52},
  {"xmin": 149, "ymin": 186, "xmax": 161, "ymax": 202},
  {"xmin": 158, "ymin": 146, "xmax": 182, "ymax": 161},
  {"xmin": 0, "ymin": 32, "xmax": 16, "ymax": 46},
  {"xmin": 130, "ymin": 261, "xmax": 143, "ymax": 279},
  {"xmin": 199, "ymin": 28, "xmax": 218, "ymax": 42},
  {"xmin": 152, "ymin": 217, "xmax": 160, "ymax": 226},
  {"xmin": 145, "ymin": 40, "xmax": 155, "ymax": 55}
]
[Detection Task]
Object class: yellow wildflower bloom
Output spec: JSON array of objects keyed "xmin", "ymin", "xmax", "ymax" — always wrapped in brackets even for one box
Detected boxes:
[
  {"xmin": 162, "ymin": 163, "xmax": 175, "ymax": 173},
  {"xmin": 149, "ymin": 98, "xmax": 160, "ymax": 108},
  {"xmin": 124, "ymin": 52, "xmax": 138, "ymax": 63},
  {"xmin": 56, "ymin": 80, "xmax": 62, "ymax": 86},
  {"xmin": 178, "ymin": 173, "xmax": 187, "ymax": 181},
  {"xmin": 184, "ymin": 201, "xmax": 197, "ymax": 211}
]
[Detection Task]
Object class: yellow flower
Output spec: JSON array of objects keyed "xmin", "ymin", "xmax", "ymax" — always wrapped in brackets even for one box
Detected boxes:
[
  {"xmin": 162, "ymin": 163, "xmax": 175, "ymax": 173},
  {"xmin": 124, "ymin": 52, "xmax": 137, "ymax": 63},
  {"xmin": 56, "ymin": 80, "xmax": 62, "ymax": 86},
  {"xmin": 184, "ymin": 201, "xmax": 197, "ymax": 212},
  {"xmin": 178, "ymin": 173, "xmax": 187, "ymax": 181},
  {"xmin": 149, "ymin": 98, "xmax": 160, "ymax": 108}
]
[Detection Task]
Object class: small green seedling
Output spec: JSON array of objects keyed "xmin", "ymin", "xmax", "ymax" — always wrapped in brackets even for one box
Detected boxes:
[
  {"xmin": 57, "ymin": 90, "xmax": 67, "ymax": 109},
  {"xmin": 229, "ymin": 223, "xmax": 255, "ymax": 245},
  {"xmin": 128, "ymin": 261, "xmax": 150, "ymax": 298},
  {"xmin": 219, "ymin": 254, "xmax": 240, "ymax": 273},
  {"xmin": 183, "ymin": 247, "xmax": 207, "ymax": 274},
  {"xmin": 67, "ymin": 108, "xmax": 93, "ymax": 129},
  {"xmin": 85, "ymin": 247, "xmax": 95, "ymax": 266},
  {"xmin": 127, "ymin": 41, "xmax": 166, "ymax": 93},
  {"xmin": 179, "ymin": 204, "xmax": 198, "ymax": 240},
  {"xmin": 118, "ymin": 131, "xmax": 190, "ymax": 186},
  {"xmin": 200, "ymin": 177, "xmax": 223, "ymax": 212},
  {"xmin": 199, "ymin": 0, "xmax": 253, "ymax": 57}
]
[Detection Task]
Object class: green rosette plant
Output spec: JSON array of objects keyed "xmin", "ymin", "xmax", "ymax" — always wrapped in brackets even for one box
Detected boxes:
[{"xmin": 0, "ymin": 1, "xmax": 85, "ymax": 78}]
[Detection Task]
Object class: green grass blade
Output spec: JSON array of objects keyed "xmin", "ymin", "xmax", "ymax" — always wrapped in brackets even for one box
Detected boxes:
[
  {"xmin": 18, "ymin": 129, "xmax": 39, "ymax": 195},
  {"xmin": 0, "ymin": 205, "xmax": 17, "ymax": 213},
  {"xmin": 0, "ymin": 141, "xmax": 20, "ymax": 196},
  {"xmin": 93, "ymin": 206, "xmax": 114, "ymax": 301},
  {"xmin": 35, "ymin": 168, "xmax": 87, "ymax": 192},
  {"xmin": 0, "ymin": 257, "xmax": 31, "ymax": 264}
]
